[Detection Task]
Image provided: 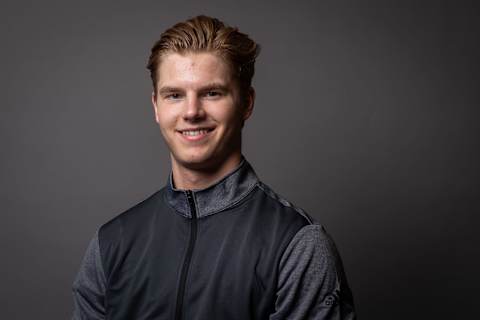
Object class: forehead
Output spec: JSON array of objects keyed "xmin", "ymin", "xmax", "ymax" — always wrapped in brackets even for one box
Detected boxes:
[{"xmin": 157, "ymin": 52, "xmax": 234, "ymax": 88}]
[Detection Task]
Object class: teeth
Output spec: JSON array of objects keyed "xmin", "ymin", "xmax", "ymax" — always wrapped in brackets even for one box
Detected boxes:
[{"xmin": 182, "ymin": 129, "xmax": 210, "ymax": 136}]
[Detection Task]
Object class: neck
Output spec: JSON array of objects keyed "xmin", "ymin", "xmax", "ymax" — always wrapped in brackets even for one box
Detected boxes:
[{"xmin": 171, "ymin": 153, "xmax": 243, "ymax": 190}]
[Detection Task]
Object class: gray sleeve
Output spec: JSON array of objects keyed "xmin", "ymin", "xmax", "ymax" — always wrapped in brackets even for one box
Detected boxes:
[
  {"xmin": 72, "ymin": 230, "xmax": 107, "ymax": 320},
  {"xmin": 269, "ymin": 224, "xmax": 356, "ymax": 320}
]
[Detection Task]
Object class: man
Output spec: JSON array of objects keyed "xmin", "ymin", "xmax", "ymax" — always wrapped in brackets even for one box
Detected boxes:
[{"xmin": 72, "ymin": 15, "xmax": 356, "ymax": 320}]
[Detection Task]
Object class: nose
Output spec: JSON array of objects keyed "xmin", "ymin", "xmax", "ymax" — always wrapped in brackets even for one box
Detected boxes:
[{"xmin": 183, "ymin": 94, "xmax": 205, "ymax": 122}]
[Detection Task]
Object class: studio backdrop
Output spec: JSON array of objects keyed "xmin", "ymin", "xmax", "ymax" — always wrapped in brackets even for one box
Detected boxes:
[{"xmin": 1, "ymin": 1, "xmax": 478, "ymax": 319}]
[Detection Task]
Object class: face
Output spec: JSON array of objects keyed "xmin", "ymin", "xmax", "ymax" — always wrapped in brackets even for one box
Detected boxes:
[{"xmin": 152, "ymin": 52, "xmax": 254, "ymax": 172}]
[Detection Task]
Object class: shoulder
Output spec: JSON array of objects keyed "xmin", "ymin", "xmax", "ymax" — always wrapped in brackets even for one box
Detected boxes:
[
  {"xmin": 252, "ymin": 181, "xmax": 344, "ymax": 277},
  {"xmin": 281, "ymin": 224, "xmax": 340, "ymax": 269},
  {"xmin": 243, "ymin": 181, "xmax": 318, "ymax": 250},
  {"xmin": 98, "ymin": 188, "xmax": 165, "ymax": 244},
  {"xmin": 254, "ymin": 180, "xmax": 315, "ymax": 225}
]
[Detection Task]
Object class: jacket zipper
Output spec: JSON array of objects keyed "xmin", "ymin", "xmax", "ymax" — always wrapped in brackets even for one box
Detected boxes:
[{"xmin": 175, "ymin": 190, "xmax": 198, "ymax": 320}]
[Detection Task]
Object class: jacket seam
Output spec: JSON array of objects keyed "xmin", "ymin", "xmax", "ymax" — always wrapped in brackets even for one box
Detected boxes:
[{"xmin": 257, "ymin": 182, "xmax": 314, "ymax": 224}]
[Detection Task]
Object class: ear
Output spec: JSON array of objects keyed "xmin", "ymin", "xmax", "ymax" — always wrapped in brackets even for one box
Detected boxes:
[
  {"xmin": 243, "ymin": 87, "xmax": 255, "ymax": 121},
  {"xmin": 151, "ymin": 91, "xmax": 160, "ymax": 124}
]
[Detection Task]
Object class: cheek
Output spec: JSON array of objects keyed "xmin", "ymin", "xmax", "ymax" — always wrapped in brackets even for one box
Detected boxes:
[
  {"xmin": 156, "ymin": 107, "xmax": 177, "ymax": 128},
  {"xmin": 225, "ymin": 109, "xmax": 245, "ymax": 130},
  {"xmin": 211, "ymin": 104, "xmax": 242, "ymax": 125}
]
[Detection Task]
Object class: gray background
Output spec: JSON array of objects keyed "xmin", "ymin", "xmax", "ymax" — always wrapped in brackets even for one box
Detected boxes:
[{"xmin": 1, "ymin": 0, "xmax": 479, "ymax": 319}]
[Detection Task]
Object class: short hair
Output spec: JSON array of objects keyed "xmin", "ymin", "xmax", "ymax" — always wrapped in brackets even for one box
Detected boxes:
[{"xmin": 146, "ymin": 15, "xmax": 260, "ymax": 95}]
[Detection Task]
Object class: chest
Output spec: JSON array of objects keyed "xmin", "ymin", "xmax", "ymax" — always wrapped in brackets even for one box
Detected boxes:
[{"xmin": 105, "ymin": 212, "xmax": 279, "ymax": 320}]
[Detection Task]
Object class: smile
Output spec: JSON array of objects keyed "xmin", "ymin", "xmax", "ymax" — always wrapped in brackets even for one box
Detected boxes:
[
  {"xmin": 182, "ymin": 129, "xmax": 211, "ymax": 136},
  {"xmin": 177, "ymin": 128, "xmax": 215, "ymax": 141}
]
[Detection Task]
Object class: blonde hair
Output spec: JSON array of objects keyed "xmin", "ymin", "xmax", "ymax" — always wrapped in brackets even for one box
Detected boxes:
[{"xmin": 146, "ymin": 15, "xmax": 260, "ymax": 95}]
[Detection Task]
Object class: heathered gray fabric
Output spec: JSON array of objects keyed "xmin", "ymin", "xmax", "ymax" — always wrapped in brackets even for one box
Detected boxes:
[
  {"xmin": 72, "ymin": 230, "xmax": 106, "ymax": 320},
  {"xmin": 270, "ymin": 224, "xmax": 356, "ymax": 320}
]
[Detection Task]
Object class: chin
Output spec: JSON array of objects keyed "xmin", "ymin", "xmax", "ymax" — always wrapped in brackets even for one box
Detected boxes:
[{"xmin": 175, "ymin": 153, "xmax": 217, "ymax": 169}]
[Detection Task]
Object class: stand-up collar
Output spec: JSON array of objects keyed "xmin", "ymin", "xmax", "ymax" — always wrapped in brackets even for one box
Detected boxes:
[{"xmin": 165, "ymin": 157, "xmax": 259, "ymax": 218}]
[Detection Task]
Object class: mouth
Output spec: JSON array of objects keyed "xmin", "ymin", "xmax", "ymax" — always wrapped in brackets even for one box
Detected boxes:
[{"xmin": 177, "ymin": 127, "xmax": 215, "ymax": 141}]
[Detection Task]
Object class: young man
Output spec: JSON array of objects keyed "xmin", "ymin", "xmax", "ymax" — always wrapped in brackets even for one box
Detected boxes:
[{"xmin": 72, "ymin": 15, "xmax": 356, "ymax": 320}]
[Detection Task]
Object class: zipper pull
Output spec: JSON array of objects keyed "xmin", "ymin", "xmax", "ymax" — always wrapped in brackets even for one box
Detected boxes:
[{"xmin": 185, "ymin": 190, "xmax": 197, "ymax": 219}]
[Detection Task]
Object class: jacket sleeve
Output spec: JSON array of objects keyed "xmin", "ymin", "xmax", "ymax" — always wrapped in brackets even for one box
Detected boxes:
[
  {"xmin": 269, "ymin": 224, "xmax": 356, "ymax": 320},
  {"xmin": 71, "ymin": 230, "xmax": 107, "ymax": 320}
]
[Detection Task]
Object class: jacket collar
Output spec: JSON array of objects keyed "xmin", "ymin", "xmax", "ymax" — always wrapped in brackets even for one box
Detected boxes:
[{"xmin": 165, "ymin": 156, "xmax": 259, "ymax": 218}]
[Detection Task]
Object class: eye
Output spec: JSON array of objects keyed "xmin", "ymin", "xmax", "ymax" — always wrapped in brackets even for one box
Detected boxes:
[
  {"xmin": 165, "ymin": 93, "xmax": 181, "ymax": 100},
  {"xmin": 205, "ymin": 91, "xmax": 221, "ymax": 98}
]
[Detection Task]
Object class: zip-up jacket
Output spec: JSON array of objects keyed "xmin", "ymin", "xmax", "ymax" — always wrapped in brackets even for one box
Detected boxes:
[{"xmin": 72, "ymin": 157, "xmax": 356, "ymax": 319}]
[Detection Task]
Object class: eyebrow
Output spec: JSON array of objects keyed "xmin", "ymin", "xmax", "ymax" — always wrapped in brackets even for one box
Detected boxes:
[
  {"xmin": 157, "ymin": 83, "xmax": 230, "ymax": 96},
  {"xmin": 199, "ymin": 83, "xmax": 230, "ymax": 93},
  {"xmin": 158, "ymin": 86, "xmax": 180, "ymax": 96}
]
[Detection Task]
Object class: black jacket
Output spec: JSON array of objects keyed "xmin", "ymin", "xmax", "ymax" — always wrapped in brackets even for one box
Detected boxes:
[{"xmin": 72, "ymin": 158, "xmax": 356, "ymax": 319}]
